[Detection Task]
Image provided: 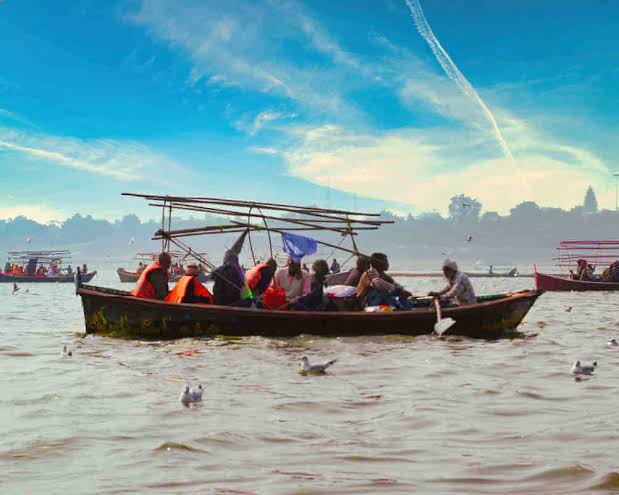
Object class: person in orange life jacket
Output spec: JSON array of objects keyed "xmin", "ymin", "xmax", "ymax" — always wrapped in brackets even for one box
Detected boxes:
[
  {"xmin": 245, "ymin": 258, "xmax": 277, "ymax": 296},
  {"xmin": 165, "ymin": 263, "xmax": 213, "ymax": 304},
  {"xmin": 130, "ymin": 252, "xmax": 171, "ymax": 300}
]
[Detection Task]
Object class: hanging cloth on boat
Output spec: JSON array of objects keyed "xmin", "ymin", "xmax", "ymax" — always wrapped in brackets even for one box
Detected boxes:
[{"xmin": 281, "ymin": 232, "xmax": 318, "ymax": 263}]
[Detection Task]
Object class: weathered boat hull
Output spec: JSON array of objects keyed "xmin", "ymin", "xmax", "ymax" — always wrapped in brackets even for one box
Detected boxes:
[
  {"xmin": 0, "ymin": 272, "xmax": 96, "ymax": 283},
  {"xmin": 117, "ymin": 268, "xmax": 206, "ymax": 283},
  {"xmin": 534, "ymin": 271, "xmax": 619, "ymax": 291},
  {"xmin": 78, "ymin": 285, "xmax": 542, "ymax": 340}
]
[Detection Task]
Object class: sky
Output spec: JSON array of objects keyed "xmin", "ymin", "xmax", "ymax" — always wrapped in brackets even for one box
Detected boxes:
[{"xmin": 0, "ymin": 0, "xmax": 618, "ymax": 223}]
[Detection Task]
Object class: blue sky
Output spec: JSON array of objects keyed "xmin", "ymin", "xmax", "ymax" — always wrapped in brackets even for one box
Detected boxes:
[{"xmin": 0, "ymin": 0, "xmax": 618, "ymax": 222}]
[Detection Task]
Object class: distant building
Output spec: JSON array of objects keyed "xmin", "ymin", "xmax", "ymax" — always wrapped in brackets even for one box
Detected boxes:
[{"xmin": 583, "ymin": 186, "xmax": 598, "ymax": 213}]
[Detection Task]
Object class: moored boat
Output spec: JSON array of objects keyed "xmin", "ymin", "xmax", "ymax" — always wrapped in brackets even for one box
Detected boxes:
[
  {"xmin": 0, "ymin": 271, "xmax": 97, "ymax": 283},
  {"xmin": 534, "ymin": 271, "xmax": 619, "ymax": 291},
  {"xmin": 117, "ymin": 251, "xmax": 209, "ymax": 283},
  {"xmin": 534, "ymin": 240, "xmax": 619, "ymax": 291},
  {"xmin": 78, "ymin": 283, "xmax": 541, "ymax": 340}
]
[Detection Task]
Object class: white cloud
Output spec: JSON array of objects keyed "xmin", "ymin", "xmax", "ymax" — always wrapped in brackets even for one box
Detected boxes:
[
  {"xmin": 281, "ymin": 120, "xmax": 612, "ymax": 214},
  {"xmin": 0, "ymin": 203, "xmax": 66, "ymax": 223},
  {"xmin": 0, "ymin": 128, "xmax": 179, "ymax": 181}
]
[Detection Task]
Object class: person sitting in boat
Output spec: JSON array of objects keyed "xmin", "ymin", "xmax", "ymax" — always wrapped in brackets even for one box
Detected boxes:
[
  {"xmin": 344, "ymin": 255, "xmax": 371, "ymax": 287},
  {"xmin": 47, "ymin": 264, "xmax": 58, "ymax": 277},
  {"xmin": 245, "ymin": 258, "xmax": 277, "ymax": 297},
  {"xmin": 290, "ymin": 259, "xmax": 331, "ymax": 310},
  {"xmin": 3, "ymin": 261, "xmax": 10, "ymax": 274},
  {"xmin": 272, "ymin": 257, "xmax": 311, "ymax": 301},
  {"xmin": 212, "ymin": 250, "xmax": 249, "ymax": 306},
  {"xmin": 82, "ymin": 263, "xmax": 88, "ymax": 274},
  {"xmin": 165, "ymin": 263, "xmax": 213, "ymax": 304},
  {"xmin": 65, "ymin": 264, "xmax": 73, "ymax": 276},
  {"xmin": 130, "ymin": 252, "xmax": 171, "ymax": 300},
  {"xmin": 331, "ymin": 258, "xmax": 341, "ymax": 274},
  {"xmin": 428, "ymin": 259, "xmax": 476, "ymax": 306},
  {"xmin": 356, "ymin": 253, "xmax": 412, "ymax": 309},
  {"xmin": 136, "ymin": 262, "xmax": 145, "ymax": 274}
]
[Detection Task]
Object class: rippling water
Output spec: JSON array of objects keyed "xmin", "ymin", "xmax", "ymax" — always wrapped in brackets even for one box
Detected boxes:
[{"xmin": 2, "ymin": 263, "xmax": 619, "ymax": 494}]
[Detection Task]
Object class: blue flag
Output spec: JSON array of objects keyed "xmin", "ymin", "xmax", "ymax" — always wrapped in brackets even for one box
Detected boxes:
[{"xmin": 281, "ymin": 232, "xmax": 318, "ymax": 262}]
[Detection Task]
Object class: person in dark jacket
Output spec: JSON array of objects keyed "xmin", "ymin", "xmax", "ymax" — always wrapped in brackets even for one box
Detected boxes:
[
  {"xmin": 212, "ymin": 250, "xmax": 245, "ymax": 306},
  {"xmin": 291, "ymin": 259, "xmax": 330, "ymax": 310}
]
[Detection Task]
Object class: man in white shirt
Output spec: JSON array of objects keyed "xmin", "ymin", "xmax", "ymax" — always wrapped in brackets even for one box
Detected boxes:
[
  {"xmin": 272, "ymin": 257, "xmax": 311, "ymax": 301},
  {"xmin": 429, "ymin": 259, "xmax": 476, "ymax": 306}
]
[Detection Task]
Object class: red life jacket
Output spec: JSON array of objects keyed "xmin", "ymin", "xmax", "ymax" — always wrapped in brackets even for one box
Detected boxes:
[
  {"xmin": 164, "ymin": 275, "xmax": 213, "ymax": 304},
  {"xmin": 130, "ymin": 261, "xmax": 168, "ymax": 299},
  {"xmin": 246, "ymin": 263, "xmax": 269, "ymax": 290}
]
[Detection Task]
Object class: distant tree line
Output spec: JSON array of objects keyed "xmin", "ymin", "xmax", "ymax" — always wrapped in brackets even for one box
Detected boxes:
[{"xmin": 2, "ymin": 186, "xmax": 618, "ymax": 268}]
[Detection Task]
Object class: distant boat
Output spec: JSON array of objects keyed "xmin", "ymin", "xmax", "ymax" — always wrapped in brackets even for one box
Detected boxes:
[
  {"xmin": 117, "ymin": 251, "xmax": 209, "ymax": 283},
  {"xmin": 1, "ymin": 250, "xmax": 96, "ymax": 283},
  {"xmin": 535, "ymin": 240, "xmax": 619, "ymax": 291}
]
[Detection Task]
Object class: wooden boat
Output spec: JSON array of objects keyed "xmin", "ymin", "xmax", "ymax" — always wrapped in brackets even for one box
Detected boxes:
[
  {"xmin": 1, "ymin": 250, "xmax": 96, "ymax": 283},
  {"xmin": 117, "ymin": 251, "xmax": 209, "ymax": 283},
  {"xmin": 535, "ymin": 240, "xmax": 619, "ymax": 291},
  {"xmin": 534, "ymin": 271, "xmax": 619, "ymax": 291},
  {"xmin": 1, "ymin": 271, "xmax": 97, "ymax": 283},
  {"xmin": 78, "ymin": 193, "xmax": 541, "ymax": 340},
  {"xmin": 78, "ymin": 283, "xmax": 541, "ymax": 340}
]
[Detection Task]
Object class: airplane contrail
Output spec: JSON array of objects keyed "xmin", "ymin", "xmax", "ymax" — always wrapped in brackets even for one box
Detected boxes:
[{"xmin": 404, "ymin": 0, "xmax": 515, "ymax": 163}]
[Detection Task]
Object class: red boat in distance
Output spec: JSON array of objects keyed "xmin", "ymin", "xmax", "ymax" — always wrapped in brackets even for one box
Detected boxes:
[{"xmin": 534, "ymin": 240, "xmax": 619, "ymax": 291}]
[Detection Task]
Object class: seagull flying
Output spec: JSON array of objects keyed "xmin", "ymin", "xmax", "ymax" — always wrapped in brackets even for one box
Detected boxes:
[
  {"xmin": 25, "ymin": 237, "xmax": 31, "ymax": 244},
  {"xmin": 128, "ymin": 237, "xmax": 135, "ymax": 246},
  {"xmin": 300, "ymin": 356, "xmax": 337, "ymax": 374},
  {"xmin": 180, "ymin": 384, "xmax": 204, "ymax": 405},
  {"xmin": 570, "ymin": 360, "xmax": 596, "ymax": 375}
]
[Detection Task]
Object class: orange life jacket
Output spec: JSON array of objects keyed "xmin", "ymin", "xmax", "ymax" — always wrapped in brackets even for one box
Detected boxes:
[
  {"xmin": 246, "ymin": 263, "xmax": 269, "ymax": 290},
  {"xmin": 164, "ymin": 275, "xmax": 213, "ymax": 304},
  {"xmin": 131, "ymin": 261, "xmax": 168, "ymax": 299}
]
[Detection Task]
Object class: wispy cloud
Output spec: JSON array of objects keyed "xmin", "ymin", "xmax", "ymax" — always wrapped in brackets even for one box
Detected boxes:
[
  {"xmin": 236, "ymin": 110, "xmax": 298, "ymax": 136},
  {"xmin": 403, "ymin": 0, "xmax": 515, "ymax": 162},
  {"xmin": 0, "ymin": 128, "xmax": 177, "ymax": 181}
]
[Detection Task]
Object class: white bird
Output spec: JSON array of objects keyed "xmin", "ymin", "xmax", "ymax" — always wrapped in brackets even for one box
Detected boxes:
[
  {"xmin": 608, "ymin": 338, "xmax": 618, "ymax": 347},
  {"xmin": 466, "ymin": 235, "xmax": 473, "ymax": 242},
  {"xmin": 25, "ymin": 237, "xmax": 31, "ymax": 244},
  {"xmin": 571, "ymin": 360, "xmax": 597, "ymax": 375},
  {"xmin": 180, "ymin": 384, "xmax": 203, "ymax": 405},
  {"xmin": 128, "ymin": 237, "xmax": 135, "ymax": 246},
  {"xmin": 300, "ymin": 356, "xmax": 337, "ymax": 374},
  {"xmin": 61, "ymin": 345, "xmax": 72, "ymax": 357}
]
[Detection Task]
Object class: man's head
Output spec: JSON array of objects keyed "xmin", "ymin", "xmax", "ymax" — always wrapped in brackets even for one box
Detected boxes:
[
  {"xmin": 370, "ymin": 253, "xmax": 389, "ymax": 272},
  {"xmin": 356, "ymin": 255, "xmax": 371, "ymax": 273},
  {"xmin": 312, "ymin": 259, "xmax": 330, "ymax": 279},
  {"xmin": 442, "ymin": 259, "xmax": 458, "ymax": 280},
  {"xmin": 158, "ymin": 252, "xmax": 172, "ymax": 271},
  {"xmin": 186, "ymin": 263, "xmax": 198, "ymax": 276},
  {"xmin": 288, "ymin": 260, "xmax": 302, "ymax": 277},
  {"xmin": 266, "ymin": 258, "xmax": 277, "ymax": 271}
]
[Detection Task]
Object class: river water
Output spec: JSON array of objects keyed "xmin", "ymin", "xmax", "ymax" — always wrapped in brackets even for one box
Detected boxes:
[{"xmin": 2, "ymin": 262, "xmax": 619, "ymax": 494}]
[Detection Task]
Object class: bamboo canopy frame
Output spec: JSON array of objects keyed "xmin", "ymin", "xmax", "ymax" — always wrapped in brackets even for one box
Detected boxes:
[
  {"xmin": 122, "ymin": 193, "xmax": 394, "ymax": 270},
  {"xmin": 554, "ymin": 240, "xmax": 619, "ymax": 269}
]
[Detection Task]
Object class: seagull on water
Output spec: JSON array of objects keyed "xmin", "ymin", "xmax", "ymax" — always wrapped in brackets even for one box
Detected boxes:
[
  {"xmin": 571, "ymin": 360, "xmax": 597, "ymax": 375},
  {"xmin": 466, "ymin": 235, "xmax": 473, "ymax": 242},
  {"xmin": 608, "ymin": 338, "xmax": 618, "ymax": 347},
  {"xmin": 565, "ymin": 306, "xmax": 572, "ymax": 312},
  {"xmin": 61, "ymin": 345, "xmax": 72, "ymax": 357},
  {"xmin": 300, "ymin": 356, "xmax": 337, "ymax": 374},
  {"xmin": 180, "ymin": 384, "xmax": 203, "ymax": 405}
]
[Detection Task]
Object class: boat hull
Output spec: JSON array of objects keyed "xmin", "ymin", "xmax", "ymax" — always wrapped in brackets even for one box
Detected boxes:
[
  {"xmin": 0, "ymin": 272, "xmax": 96, "ymax": 283},
  {"xmin": 78, "ymin": 285, "xmax": 542, "ymax": 340},
  {"xmin": 117, "ymin": 268, "xmax": 206, "ymax": 283},
  {"xmin": 534, "ymin": 271, "xmax": 619, "ymax": 291}
]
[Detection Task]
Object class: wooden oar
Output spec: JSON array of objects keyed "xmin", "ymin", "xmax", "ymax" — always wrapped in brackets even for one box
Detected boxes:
[{"xmin": 433, "ymin": 297, "xmax": 456, "ymax": 336}]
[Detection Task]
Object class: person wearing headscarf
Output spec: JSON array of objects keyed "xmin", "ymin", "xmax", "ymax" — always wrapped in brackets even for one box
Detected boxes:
[
  {"xmin": 428, "ymin": 259, "xmax": 476, "ymax": 306},
  {"xmin": 356, "ymin": 253, "xmax": 412, "ymax": 309},
  {"xmin": 212, "ymin": 250, "xmax": 247, "ymax": 306},
  {"xmin": 272, "ymin": 256, "xmax": 311, "ymax": 301}
]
